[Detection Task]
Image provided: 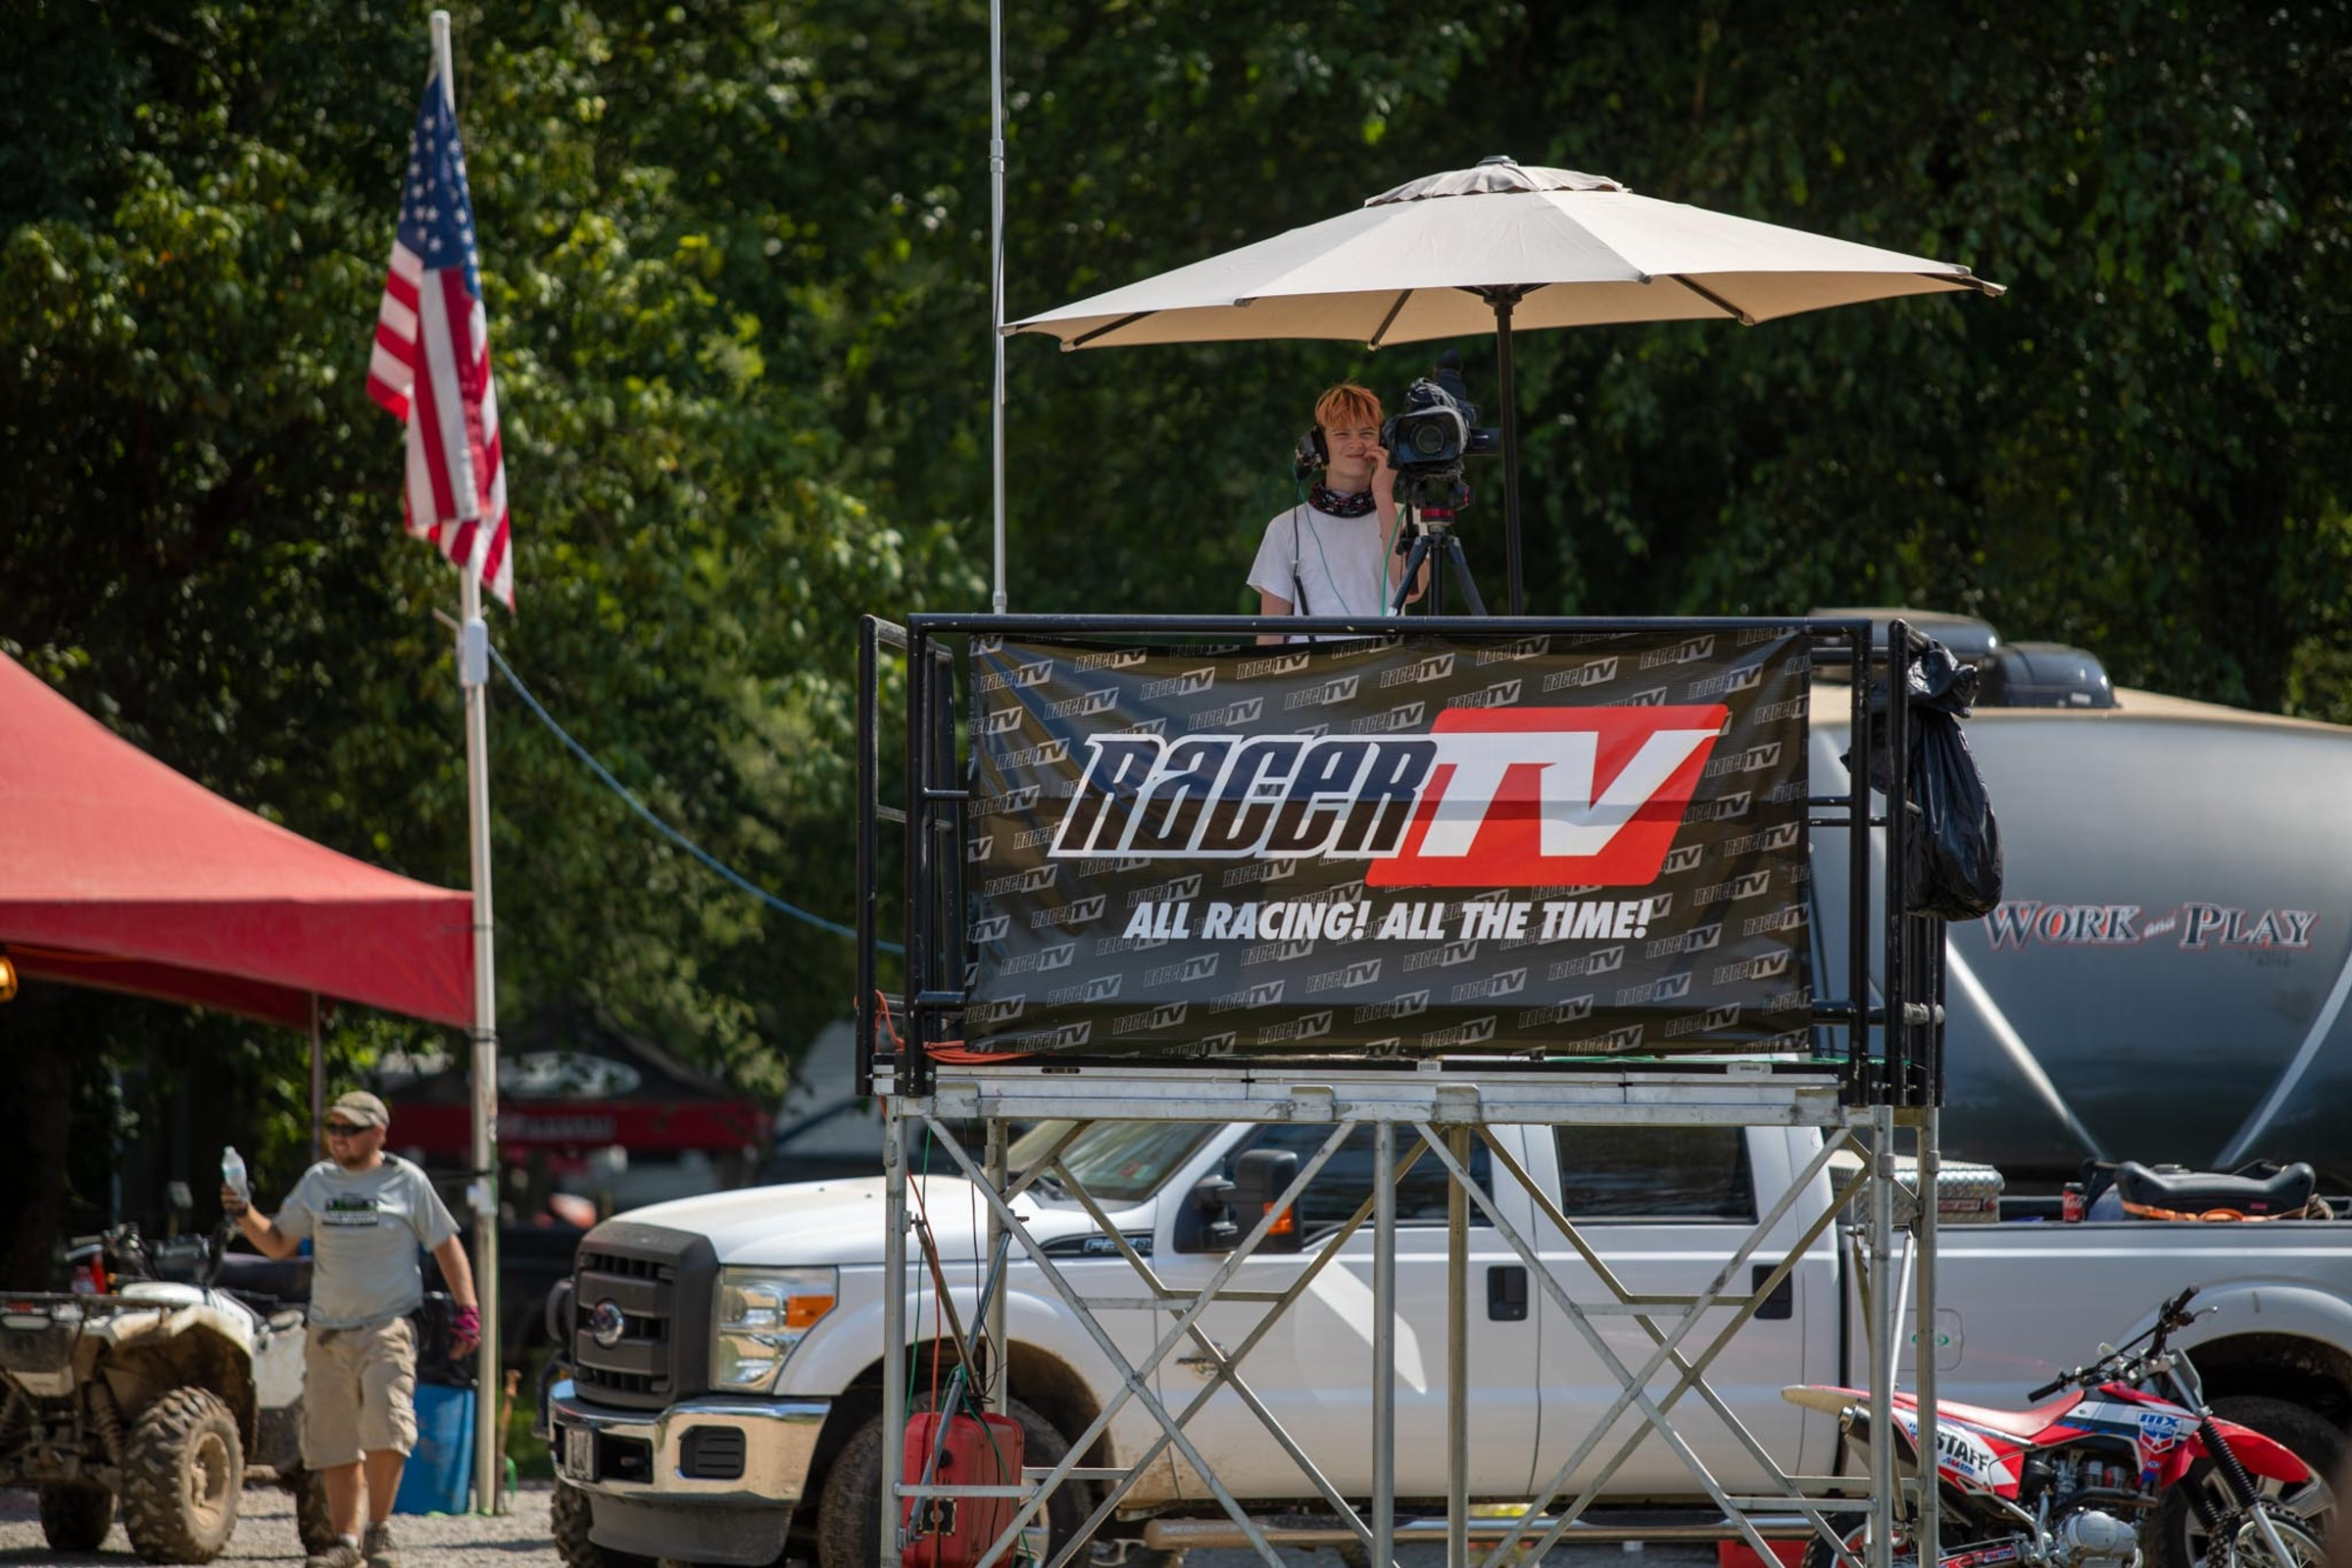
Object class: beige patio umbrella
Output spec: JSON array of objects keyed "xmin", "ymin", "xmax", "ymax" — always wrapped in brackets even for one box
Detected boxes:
[{"xmin": 1008, "ymin": 157, "xmax": 2002, "ymax": 610}]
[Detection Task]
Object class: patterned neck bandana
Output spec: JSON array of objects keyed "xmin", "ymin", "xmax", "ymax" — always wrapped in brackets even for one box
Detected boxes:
[{"xmin": 1309, "ymin": 483, "xmax": 1376, "ymax": 518}]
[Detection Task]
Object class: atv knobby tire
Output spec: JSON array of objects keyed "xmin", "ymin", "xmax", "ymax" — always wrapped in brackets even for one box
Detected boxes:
[
  {"xmin": 38, "ymin": 1480, "xmax": 116, "ymax": 1551},
  {"xmin": 288, "ymin": 1465, "xmax": 340, "ymax": 1555},
  {"xmin": 122, "ymin": 1386, "xmax": 244, "ymax": 1563},
  {"xmin": 552, "ymin": 1476, "xmax": 657, "ymax": 1568}
]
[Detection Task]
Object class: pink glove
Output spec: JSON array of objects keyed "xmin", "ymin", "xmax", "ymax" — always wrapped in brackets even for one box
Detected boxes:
[{"xmin": 450, "ymin": 1305, "xmax": 481, "ymax": 1360}]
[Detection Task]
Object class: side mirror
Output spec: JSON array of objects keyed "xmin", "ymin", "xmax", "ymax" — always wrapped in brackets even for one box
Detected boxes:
[
  {"xmin": 1232, "ymin": 1150, "xmax": 1302, "ymax": 1255},
  {"xmin": 1173, "ymin": 1175, "xmax": 1239, "ymax": 1254}
]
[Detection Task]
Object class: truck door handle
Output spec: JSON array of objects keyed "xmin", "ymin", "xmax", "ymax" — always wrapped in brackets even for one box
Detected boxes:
[
  {"xmin": 1488, "ymin": 1264, "xmax": 1529, "ymax": 1322},
  {"xmin": 1751, "ymin": 1263, "xmax": 1794, "ymax": 1320},
  {"xmin": 1175, "ymin": 1341, "xmax": 1229, "ymax": 1376}
]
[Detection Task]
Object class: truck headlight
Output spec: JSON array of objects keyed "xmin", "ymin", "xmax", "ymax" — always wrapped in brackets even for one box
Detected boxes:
[{"xmin": 710, "ymin": 1267, "xmax": 837, "ymax": 1393}]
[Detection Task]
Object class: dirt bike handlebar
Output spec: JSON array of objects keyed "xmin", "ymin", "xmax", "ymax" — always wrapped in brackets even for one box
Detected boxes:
[{"xmin": 2026, "ymin": 1287, "xmax": 2204, "ymax": 1400}]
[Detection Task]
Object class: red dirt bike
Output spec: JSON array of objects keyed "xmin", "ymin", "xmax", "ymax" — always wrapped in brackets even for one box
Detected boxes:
[{"xmin": 1784, "ymin": 1287, "xmax": 2330, "ymax": 1568}]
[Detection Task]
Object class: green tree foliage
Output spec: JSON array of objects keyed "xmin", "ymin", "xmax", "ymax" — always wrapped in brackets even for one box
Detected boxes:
[
  {"xmin": 0, "ymin": 0, "xmax": 976, "ymax": 1243},
  {"xmin": 3, "ymin": 1, "xmax": 2347, "ymax": 1258}
]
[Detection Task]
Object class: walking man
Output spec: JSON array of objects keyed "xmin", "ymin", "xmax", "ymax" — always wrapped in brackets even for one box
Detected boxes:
[{"xmin": 223, "ymin": 1091, "xmax": 480, "ymax": 1568}]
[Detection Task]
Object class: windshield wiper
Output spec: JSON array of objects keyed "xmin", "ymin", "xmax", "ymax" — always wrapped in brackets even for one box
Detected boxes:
[{"xmin": 1009, "ymin": 1165, "xmax": 1068, "ymax": 1200}]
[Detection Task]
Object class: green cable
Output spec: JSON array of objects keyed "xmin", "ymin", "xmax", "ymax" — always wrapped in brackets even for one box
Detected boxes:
[{"xmin": 1292, "ymin": 474, "xmax": 1402, "ymax": 624}]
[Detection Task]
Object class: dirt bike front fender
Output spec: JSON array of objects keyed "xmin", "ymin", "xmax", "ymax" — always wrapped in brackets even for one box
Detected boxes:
[{"xmin": 2204, "ymin": 1418, "xmax": 2314, "ymax": 1485}]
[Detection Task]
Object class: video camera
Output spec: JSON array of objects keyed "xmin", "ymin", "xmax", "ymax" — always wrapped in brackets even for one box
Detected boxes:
[{"xmin": 1381, "ymin": 350, "xmax": 1500, "ymax": 508}]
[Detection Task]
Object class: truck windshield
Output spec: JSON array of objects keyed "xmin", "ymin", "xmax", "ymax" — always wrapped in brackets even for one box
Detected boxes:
[{"xmin": 1007, "ymin": 1120, "xmax": 1218, "ymax": 1205}]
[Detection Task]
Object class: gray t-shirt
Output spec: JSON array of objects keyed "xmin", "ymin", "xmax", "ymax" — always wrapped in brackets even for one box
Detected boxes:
[{"xmin": 275, "ymin": 1154, "xmax": 461, "ymax": 1329}]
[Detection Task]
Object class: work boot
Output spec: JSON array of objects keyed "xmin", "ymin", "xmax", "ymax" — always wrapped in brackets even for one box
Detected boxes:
[
  {"xmin": 305, "ymin": 1541, "xmax": 364, "ymax": 1568},
  {"xmin": 363, "ymin": 1520, "xmax": 401, "ymax": 1568}
]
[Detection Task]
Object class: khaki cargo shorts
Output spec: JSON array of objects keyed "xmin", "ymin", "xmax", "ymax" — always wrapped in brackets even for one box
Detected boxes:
[{"xmin": 301, "ymin": 1315, "xmax": 417, "ymax": 1467}]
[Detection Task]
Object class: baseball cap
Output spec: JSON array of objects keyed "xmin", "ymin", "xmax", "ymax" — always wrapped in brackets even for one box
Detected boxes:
[{"xmin": 329, "ymin": 1091, "xmax": 391, "ymax": 1130}]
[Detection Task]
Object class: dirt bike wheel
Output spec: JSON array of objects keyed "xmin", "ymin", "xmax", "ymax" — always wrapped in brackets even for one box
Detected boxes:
[
  {"xmin": 38, "ymin": 1481, "xmax": 116, "ymax": 1551},
  {"xmin": 552, "ymin": 1476, "xmax": 658, "ymax": 1568},
  {"xmin": 121, "ymin": 1386, "xmax": 244, "ymax": 1563},
  {"xmin": 288, "ymin": 1466, "xmax": 339, "ymax": 1555},
  {"xmin": 814, "ymin": 1395, "xmax": 1084, "ymax": 1568},
  {"xmin": 2155, "ymin": 1396, "xmax": 2341, "ymax": 1568}
]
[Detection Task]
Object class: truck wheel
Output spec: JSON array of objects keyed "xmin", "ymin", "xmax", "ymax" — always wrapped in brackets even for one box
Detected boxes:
[
  {"xmin": 815, "ymin": 1396, "xmax": 1086, "ymax": 1568},
  {"xmin": 2156, "ymin": 1396, "xmax": 2340, "ymax": 1568},
  {"xmin": 287, "ymin": 1466, "xmax": 339, "ymax": 1555},
  {"xmin": 553, "ymin": 1476, "xmax": 658, "ymax": 1568},
  {"xmin": 121, "ymin": 1386, "xmax": 244, "ymax": 1563},
  {"xmin": 38, "ymin": 1481, "xmax": 116, "ymax": 1551}
]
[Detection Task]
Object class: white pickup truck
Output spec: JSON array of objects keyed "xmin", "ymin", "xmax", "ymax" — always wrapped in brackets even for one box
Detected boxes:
[{"xmin": 544, "ymin": 1116, "xmax": 2352, "ymax": 1568}]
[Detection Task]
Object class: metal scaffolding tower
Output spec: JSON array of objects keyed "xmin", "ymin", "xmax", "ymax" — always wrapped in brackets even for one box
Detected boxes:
[{"xmin": 858, "ymin": 613, "xmax": 1947, "ymax": 1568}]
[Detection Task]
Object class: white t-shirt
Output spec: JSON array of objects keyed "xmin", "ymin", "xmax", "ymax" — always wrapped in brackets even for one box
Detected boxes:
[
  {"xmin": 275, "ymin": 1154, "xmax": 462, "ymax": 1329},
  {"xmin": 1247, "ymin": 502, "xmax": 1396, "ymax": 640}
]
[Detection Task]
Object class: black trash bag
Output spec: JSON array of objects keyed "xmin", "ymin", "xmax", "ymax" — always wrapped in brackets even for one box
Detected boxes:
[
  {"xmin": 412, "ymin": 1291, "xmax": 478, "ymax": 1388},
  {"xmin": 1844, "ymin": 639, "xmax": 2004, "ymax": 921}
]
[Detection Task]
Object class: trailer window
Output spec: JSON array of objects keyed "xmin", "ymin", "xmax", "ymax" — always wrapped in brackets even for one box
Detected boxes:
[{"xmin": 1553, "ymin": 1127, "xmax": 1755, "ymax": 1221}]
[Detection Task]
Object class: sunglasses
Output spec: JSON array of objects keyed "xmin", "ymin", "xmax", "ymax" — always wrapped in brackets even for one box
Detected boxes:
[{"xmin": 323, "ymin": 1122, "xmax": 374, "ymax": 1137}]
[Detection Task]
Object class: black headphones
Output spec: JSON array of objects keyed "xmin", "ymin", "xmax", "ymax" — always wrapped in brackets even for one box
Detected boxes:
[{"xmin": 1292, "ymin": 426, "xmax": 1328, "ymax": 481}]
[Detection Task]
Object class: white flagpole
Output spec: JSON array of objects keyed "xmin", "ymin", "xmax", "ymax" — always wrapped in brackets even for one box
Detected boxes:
[
  {"xmin": 431, "ymin": 7, "xmax": 505, "ymax": 1519},
  {"xmin": 989, "ymin": 0, "xmax": 1007, "ymax": 612}
]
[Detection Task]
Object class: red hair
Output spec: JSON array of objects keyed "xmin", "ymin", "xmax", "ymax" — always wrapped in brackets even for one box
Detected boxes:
[{"xmin": 1314, "ymin": 382, "xmax": 1382, "ymax": 431}]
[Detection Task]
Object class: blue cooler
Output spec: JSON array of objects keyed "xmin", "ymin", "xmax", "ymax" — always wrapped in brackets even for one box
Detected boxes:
[{"xmin": 393, "ymin": 1383, "xmax": 475, "ymax": 1515}]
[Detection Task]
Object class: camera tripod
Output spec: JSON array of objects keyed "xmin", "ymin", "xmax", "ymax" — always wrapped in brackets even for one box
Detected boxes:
[{"xmin": 1391, "ymin": 501, "xmax": 1487, "ymax": 616}]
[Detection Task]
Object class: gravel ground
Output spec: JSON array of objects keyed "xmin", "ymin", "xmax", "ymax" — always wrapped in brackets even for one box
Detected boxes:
[
  {"xmin": 0, "ymin": 1482, "xmax": 1724, "ymax": 1568},
  {"xmin": 0, "ymin": 1481, "xmax": 553, "ymax": 1565}
]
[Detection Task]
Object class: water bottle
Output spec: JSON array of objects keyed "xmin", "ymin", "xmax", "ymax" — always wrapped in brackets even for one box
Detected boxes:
[{"xmin": 221, "ymin": 1146, "xmax": 250, "ymax": 1206}]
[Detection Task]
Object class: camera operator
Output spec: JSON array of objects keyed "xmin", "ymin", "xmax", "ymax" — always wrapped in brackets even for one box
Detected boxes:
[{"xmin": 1247, "ymin": 382, "xmax": 1425, "ymax": 644}]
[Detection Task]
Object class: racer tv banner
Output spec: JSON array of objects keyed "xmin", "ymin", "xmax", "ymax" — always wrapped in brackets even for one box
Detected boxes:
[{"xmin": 963, "ymin": 630, "xmax": 1814, "ymax": 1059}]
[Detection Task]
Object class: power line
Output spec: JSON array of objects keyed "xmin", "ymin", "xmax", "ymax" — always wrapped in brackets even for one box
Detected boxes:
[{"xmin": 483, "ymin": 641, "xmax": 901, "ymax": 955}]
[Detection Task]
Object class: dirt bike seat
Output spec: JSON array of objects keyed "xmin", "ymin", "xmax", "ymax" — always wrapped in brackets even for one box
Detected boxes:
[
  {"xmin": 2116, "ymin": 1159, "xmax": 2316, "ymax": 1218},
  {"xmin": 1932, "ymin": 1395, "xmax": 2087, "ymax": 1441}
]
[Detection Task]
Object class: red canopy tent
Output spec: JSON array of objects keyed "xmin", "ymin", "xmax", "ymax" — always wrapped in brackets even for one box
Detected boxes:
[{"xmin": 0, "ymin": 653, "xmax": 473, "ymax": 1030}]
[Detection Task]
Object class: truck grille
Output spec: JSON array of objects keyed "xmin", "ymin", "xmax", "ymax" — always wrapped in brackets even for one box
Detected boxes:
[{"xmin": 567, "ymin": 1222, "xmax": 718, "ymax": 1411}]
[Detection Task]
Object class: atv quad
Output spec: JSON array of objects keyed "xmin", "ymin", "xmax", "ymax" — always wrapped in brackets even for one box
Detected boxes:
[{"xmin": 0, "ymin": 1222, "xmax": 336, "ymax": 1562}]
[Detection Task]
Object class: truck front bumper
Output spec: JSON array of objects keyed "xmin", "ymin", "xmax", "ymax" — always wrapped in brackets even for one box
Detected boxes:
[{"xmin": 550, "ymin": 1381, "xmax": 830, "ymax": 1567}]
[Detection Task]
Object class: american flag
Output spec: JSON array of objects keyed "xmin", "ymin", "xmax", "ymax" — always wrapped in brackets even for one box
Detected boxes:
[{"xmin": 367, "ymin": 66, "xmax": 513, "ymax": 608}]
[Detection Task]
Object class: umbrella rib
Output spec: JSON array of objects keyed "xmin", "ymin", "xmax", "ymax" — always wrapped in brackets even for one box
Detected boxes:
[
  {"xmin": 1665, "ymin": 274, "xmax": 1756, "ymax": 326},
  {"xmin": 1367, "ymin": 288, "xmax": 1414, "ymax": 348},
  {"xmin": 1068, "ymin": 311, "xmax": 1155, "ymax": 349},
  {"xmin": 1941, "ymin": 270, "xmax": 2007, "ymax": 298}
]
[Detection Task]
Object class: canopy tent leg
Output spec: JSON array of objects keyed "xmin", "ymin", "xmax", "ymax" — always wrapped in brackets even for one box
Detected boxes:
[{"xmin": 310, "ymin": 995, "xmax": 325, "ymax": 1163}]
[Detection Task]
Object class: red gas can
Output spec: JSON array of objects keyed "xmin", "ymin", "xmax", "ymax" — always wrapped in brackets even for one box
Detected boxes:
[{"xmin": 901, "ymin": 1411, "xmax": 1027, "ymax": 1568}]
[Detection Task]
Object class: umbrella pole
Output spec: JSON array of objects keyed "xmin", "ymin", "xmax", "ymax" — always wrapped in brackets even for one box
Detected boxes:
[{"xmin": 1488, "ymin": 290, "xmax": 1527, "ymax": 614}]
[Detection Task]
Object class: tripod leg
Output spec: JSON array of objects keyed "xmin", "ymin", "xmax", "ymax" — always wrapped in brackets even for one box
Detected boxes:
[
  {"xmin": 1440, "ymin": 532, "xmax": 1488, "ymax": 616},
  {"xmin": 1394, "ymin": 535, "xmax": 1436, "ymax": 615}
]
